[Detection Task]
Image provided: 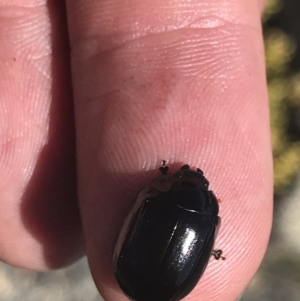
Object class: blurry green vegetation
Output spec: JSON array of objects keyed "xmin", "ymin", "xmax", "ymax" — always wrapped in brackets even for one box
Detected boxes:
[{"xmin": 264, "ymin": 0, "xmax": 300, "ymax": 194}]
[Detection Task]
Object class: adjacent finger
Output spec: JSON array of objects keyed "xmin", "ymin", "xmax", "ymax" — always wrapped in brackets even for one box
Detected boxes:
[{"xmin": 0, "ymin": 0, "xmax": 83, "ymax": 270}]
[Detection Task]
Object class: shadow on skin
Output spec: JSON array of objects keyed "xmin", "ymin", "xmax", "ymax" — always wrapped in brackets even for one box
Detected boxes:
[{"xmin": 20, "ymin": 2, "xmax": 84, "ymax": 269}]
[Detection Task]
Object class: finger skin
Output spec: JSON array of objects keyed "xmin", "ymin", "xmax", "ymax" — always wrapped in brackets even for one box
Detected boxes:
[
  {"xmin": 0, "ymin": 1, "xmax": 83, "ymax": 269},
  {"xmin": 67, "ymin": 0, "xmax": 272, "ymax": 300}
]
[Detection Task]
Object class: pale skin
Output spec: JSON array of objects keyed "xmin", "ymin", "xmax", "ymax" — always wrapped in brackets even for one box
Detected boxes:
[{"xmin": 0, "ymin": 0, "xmax": 272, "ymax": 301}]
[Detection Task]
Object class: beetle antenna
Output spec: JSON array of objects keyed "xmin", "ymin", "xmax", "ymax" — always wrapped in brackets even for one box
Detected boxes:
[{"xmin": 159, "ymin": 160, "xmax": 169, "ymax": 174}]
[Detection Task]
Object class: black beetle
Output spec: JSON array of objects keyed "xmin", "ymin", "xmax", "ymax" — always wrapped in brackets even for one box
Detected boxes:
[{"xmin": 113, "ymin": 161, "xmax": 224, "ymax": 301}]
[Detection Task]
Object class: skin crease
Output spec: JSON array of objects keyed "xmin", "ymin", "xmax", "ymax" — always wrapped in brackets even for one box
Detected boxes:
[{"xmin": 0, "ymin": 0, "xmax": 272, "ymax": 301}]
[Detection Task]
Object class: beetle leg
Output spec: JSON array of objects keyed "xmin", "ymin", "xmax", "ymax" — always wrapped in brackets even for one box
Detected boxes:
[
  {"xmin": 212, "ymin": 249, "xmax": 225, "ymax": 260},
  {"xmin": 181, "ymin": 164, "xmax": 190, "ymax": 170},
  {"xmin": 196, "ymin": 168, "xmax": 203, "ymax": 175},
  {"xmin": 196, "ymin": 168, "xmax": 210, "ymax": 188}
]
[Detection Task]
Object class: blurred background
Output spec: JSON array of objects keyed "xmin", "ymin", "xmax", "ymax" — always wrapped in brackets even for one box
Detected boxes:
[
  {"xmin": 1, "ymin": 0, "xmax": 300, "ymax": 300},
  {"xmin": 241, "ymin": 0, "xmax": 300, "ymax": 300}
]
